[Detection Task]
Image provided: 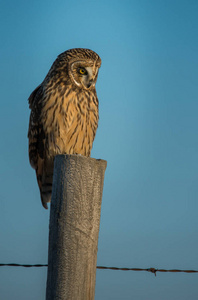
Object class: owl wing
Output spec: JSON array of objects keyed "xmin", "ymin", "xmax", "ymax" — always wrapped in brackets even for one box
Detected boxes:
[
  {"xmin": 28, "ymin": 85, "xmax": 50, "ymax": 209},
  {"xmin": 28, "ymin": 84, "xmax": 45, "ymax": 169}
]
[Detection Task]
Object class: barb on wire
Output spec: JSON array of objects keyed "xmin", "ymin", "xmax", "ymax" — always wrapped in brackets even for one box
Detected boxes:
[{"xmin": 1, "ymin": 263, "xmax": 198, "ymax": 276}]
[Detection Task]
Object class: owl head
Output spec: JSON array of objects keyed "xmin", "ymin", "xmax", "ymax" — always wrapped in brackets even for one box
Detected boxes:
[{"xmin": 48, "ymin": 48, "xmax": 101, "ymax": 90}]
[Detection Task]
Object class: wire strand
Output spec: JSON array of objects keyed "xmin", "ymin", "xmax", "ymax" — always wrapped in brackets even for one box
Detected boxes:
[{"xmin": 1, "ymin": 264, "xmax": 198, "ymax": 276}]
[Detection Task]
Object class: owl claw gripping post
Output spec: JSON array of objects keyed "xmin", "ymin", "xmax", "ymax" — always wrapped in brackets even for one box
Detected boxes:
[{"xmin": 28, "ymin": 48, "xmax": 101, "ymax": 209}]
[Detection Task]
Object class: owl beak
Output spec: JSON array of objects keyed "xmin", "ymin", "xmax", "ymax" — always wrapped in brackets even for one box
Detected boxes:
[
  {"xmin": 83, "ymin": 79, "xmax": 95, "ymax": 89},
  {"xmin": 87, "ymin": 79, "xmax": 94, "ymax": 88}
]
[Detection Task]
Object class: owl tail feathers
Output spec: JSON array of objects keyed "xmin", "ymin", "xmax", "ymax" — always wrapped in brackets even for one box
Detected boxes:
[
  {"xmin": 40, "ymin": 174, "xmax": 53, "ymax": 209},
  {"xmin": 36, "ymin": 159, "xmax": 53, "ymax": 209},
  {"xmin": 36, "ymin": 171, "xmax": 53, "ymax": 209},
  {"xmin": 40, "ymin": 191, "xmax": 51, "ymax": 209}
]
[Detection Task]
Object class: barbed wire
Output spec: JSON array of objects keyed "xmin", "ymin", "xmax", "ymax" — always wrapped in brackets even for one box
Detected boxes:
[
  {"xmin": 1, "ymin": 264, "xmax": 198, "ymax": 276},
  {"xmin": 0, "ymin": 264, "xmax": 48, "ymax": 268}
]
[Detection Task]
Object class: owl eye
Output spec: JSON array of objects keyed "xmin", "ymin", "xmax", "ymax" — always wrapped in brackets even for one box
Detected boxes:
[{"xmin": 78, "ymin": 68, "xmax": 87, "ymax": 75}]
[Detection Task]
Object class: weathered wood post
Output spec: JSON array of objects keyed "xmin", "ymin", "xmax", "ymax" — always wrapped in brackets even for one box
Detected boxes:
[{"xmin": 46, "ymin": 154, "xmax": 107, "ymax": 300}]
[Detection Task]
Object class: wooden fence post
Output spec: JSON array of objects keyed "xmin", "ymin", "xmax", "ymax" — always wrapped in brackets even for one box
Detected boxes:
[{"xmin": 46, "ymin": 154, "xmax": 107, "ymax": 300}]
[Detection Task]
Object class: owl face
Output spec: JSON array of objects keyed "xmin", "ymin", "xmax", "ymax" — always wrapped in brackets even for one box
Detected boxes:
[{"xmin": 69, "ymin": 60, "xmax": 100, "ymax": 90}]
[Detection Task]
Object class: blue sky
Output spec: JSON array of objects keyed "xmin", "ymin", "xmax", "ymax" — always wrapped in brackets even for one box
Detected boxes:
[{"xmin": 0, "ymin": 0, "xmax": 198, "ymax": 299}]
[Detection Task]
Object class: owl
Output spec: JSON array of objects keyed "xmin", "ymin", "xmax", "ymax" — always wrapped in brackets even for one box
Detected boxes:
[{"xmin": 28, "ymin": 48, "xmax": 101, "ymax": 209}]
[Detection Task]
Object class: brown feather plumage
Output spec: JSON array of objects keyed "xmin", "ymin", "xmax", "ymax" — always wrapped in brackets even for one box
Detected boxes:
[{"xmin": 28, "ymin": 48, "xmax": 101, "ymax": 209}]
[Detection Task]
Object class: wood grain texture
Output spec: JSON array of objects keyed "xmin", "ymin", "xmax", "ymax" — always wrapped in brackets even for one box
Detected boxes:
[{"xmin": 46, "ymin": 154, "xmax": 107, "ymax": 300}]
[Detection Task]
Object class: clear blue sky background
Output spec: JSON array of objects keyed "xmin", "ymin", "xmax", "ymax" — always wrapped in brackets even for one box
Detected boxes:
[{"xmin": 0, "ymin": 0, "xmax": 198, "ymax": 299}]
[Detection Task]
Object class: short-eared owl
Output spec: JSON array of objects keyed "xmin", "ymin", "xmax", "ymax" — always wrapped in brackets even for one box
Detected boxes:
[{"xmin": 28, "ymin": 48, "xmax": 101, "ymax": 209}]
